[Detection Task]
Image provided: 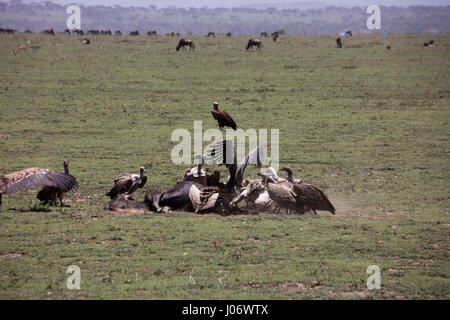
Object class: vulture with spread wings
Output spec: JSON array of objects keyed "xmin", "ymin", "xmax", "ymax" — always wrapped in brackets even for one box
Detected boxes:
[
  {"xmin": 205, "ymin": 139, "xmax": 266, "ymax": 191},
  {"xmin": 0, "ymin": 162, "xmax": 78, "ymax": 210},
  {"xmin": 211, "ymin": 102, "xmax": 237, "ymax": 130}
]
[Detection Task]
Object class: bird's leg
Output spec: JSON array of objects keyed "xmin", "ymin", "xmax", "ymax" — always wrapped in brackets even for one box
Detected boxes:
[
  {"xmin": 313, "ymin": 209, "xmax": 317, "ymax": 215},
  {"xmin": 0, "ymin": 193, "xmax": 2, "ymax": 211}
]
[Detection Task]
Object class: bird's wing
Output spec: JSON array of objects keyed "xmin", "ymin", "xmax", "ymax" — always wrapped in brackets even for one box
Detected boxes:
[
  {"xmin": 206, "ymin": 139, "xmax": 236, "ymax": 168},
  {"xmin": 293, "ymin": 183, "xmax": 335, "ymax": 213},
  {"xmin": 234, "ymin": 143, "xmax": 266, "ymax": 189},
  {"xmin": 1, "ymin": 167, "xmax": 77, "ymax": 195},
  {"xmin": 220, "ymin": 110, "xmax": 237, "ymax": 129}
]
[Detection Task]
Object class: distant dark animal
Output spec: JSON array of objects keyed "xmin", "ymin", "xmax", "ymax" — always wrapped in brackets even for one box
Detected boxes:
[
  {"xmin": 226, "ymin": 32, "xmax": 232, "ymax": 38},
  {"xmin": 106, "ymin": 166, "xmax": 147, "ymax": 199},
  {"xmin": 115, "ymin": 30, "xmax": 121, "ymax": 35},
  {"xmin": 211, "ymin": 101, "xmax": 237, "ymax": 130},
  {"xmin": 147, "ymin": 30, "xmax": 157, "ymax": 36},
  {"xmin": 24, "ymin": 29, "xmax": 33, "ymax": 33},
  {"xmin": 87, "ymin": 30, "xmax": 100, "ymax": 35},
  {"xmin": 207, "ymin": 32, "xmax": 216, "ymax": 37},
  {"xmin": 336, "ymin": 37, "xmax": 342, "ymax": 48},
  {"xmin": 423, "ymin": 40, "xmax": 435, "ymax": 47},
  {"xmin": 0, "ymin": 162, "xmax": 78, "ymax": 210},
  {"xmin": 64, "ymin": 28, "xmax": 71, "ymax": 35},
  {"xmin": 37, "ymin": 160, "xmax": 78, "ymax": 207},
  {"xmin": 42, "ymin": 28, "xmax": 55, "ymax": 36},
  {"xmin": 346, "ymin": 30, "xmax": 353, "ymax": 37},
  {"xmin": 82, "ymin": 39, "xmax": 90, "ymax": 44},
  {"xmin": 130, "ymin": 30, "xmax": 140, "ymax": 36},
  {"xmin": 260, "ymin": 31, "xmax": 268, "ymax": 37},
  {"xmin": 386, "ymin": 45, "xmax": 393, "ymax": 50},
  {"xmin": 72, "ymin": 29, "xmax": 84, "ymax": 35},
  {"xmin": 176, "ymin": 39, "xmax": 195, "ymax": 52},
  {"xmin": 246, "ymin": 39, "xmax": 263, "ymax": 51},
  {"xmin": 101, "ymin": 29, "xmax": 112, "ymax": 35},
  {"xmin": 272, "ymin": 32, "xmax": 279, "ymax": 42}
]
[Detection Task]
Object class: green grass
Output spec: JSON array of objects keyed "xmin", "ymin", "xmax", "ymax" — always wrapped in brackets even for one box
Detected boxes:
[{"xmin": 0, "ymin": 33, "xmax": 449, "ymax": 299}]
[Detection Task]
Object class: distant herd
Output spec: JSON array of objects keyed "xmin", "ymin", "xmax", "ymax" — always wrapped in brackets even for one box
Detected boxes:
[{"xmin": 1, "ymin": 27, "xmax": 438, "ymax": 52}]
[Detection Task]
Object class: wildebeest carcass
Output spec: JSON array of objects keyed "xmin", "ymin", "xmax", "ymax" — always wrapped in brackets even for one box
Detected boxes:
[
  {"xmin": 130, "ymin": 30, "xmax": 140, "ymax": 36},
  {"xmin": 42, "ymin": 28, "xmax": 55, "ymax": 36},
  {"xmin": 246, "ymin": 39, "xmax": 263, "ymax": 51},
  {"xmin": 336, "ymin": 37, "xmax": 342, "ymax": 48},
  {"xmin": 104, "ymin": 194, "xmax": 150, "ymax": 212},
  {"xmin": 145, "ymin": 181, "xmax": 202, "ymax": 213},
  {"xmin": 176, "ymin": 39, "xmax": 195, "ymax": 52}
]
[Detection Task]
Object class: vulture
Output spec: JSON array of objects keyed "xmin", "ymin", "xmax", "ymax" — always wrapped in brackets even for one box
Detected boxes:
[
  {"xmin": 280, "ymin": 166, "xmax": 335, "ymax": 215},
  {"xmin": 183, "ymin": 155, "xmax": 208, "ymax": 186},
  {"xmin": 206, "ymin": 169, "xmax": 221, "ymax": 187},
  {"xmin": 37, "ymin": 160, "xmax": 78, "ymax": 206},
  {"xmin": 0, "ymin": 161, "xmax": 78, "ymax": 210},
  {"xmin": 231, "ymin": 179, "xmax": 273, "ymax": 211},
  {"xmin": 106, "ymin": 166, "xmax": 147, "ymax": 199},
  {"xmin": 259, "ymin": 168, "xmax": 303, "ymax": 214},
  {"xmin": 205, "ymin": 139, "xmax": 265, "ymax": 192},
  {"xmin": 211, "ymin": 102, "xmax": 237, "ymax": 130}
]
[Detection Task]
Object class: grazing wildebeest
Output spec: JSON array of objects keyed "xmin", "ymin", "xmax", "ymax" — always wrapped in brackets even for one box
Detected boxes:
[
  {"xmin": 87, "ymin": 30, "xmax": 99, "ymax": 35},
  {"xmin": 336, "ymin": 37, "xmax": 342, "ymax": 48},
  {"xmin": 64, "ymin": 28, "xmax": 71, "ymax": 35},
  {"xmin": 101, "ymin": 29, "xmax": 111, "ymax": 35},
  {"xmin": 226, "ymin": 32, "xmax": 232, "ymax": 38},
  {"xmin": 272, "ymin": 31, "xmax": 279, "ymax": 42},
  {"xmin": 147, "ymin": 30, "xmax": 157, "ymax": 36},
  {"xmin": 115, "ymin": 30, "xmax": 121, "ymax": 36},
  {"xmin": 130, "ymin": 30, "xmax": 140, "ymax": 36},
  {"xmin": 42, "ymin": 28, "xmax": 55, "ymax": 36},
  {"xmin": 176, "ymin": 39, "xmax": 195, "ymax": 52},
  {"xmin": 260, "ymin": 31, "xmax": 268, "ymax": 37},
  {"xmin": 346, "ymin": 30, "xmax": 353, "ymax": 37},
  {"xmin": 72, "ymin": 29, "xmax": 83, "ymax": 35},
  {"xmin": 246, "ymin": 39, "xmax": 263, "ymax": 51},
  {"xmin": 207, "ymin": 32, "xmax": 216, "ymax": 37}
]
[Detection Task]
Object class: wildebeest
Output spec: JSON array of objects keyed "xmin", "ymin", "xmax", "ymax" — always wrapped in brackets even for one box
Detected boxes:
[
  {"xmin": 0, "ymin": 28, "xmax": 16, "ymax": 34},
  {"xmin": 130, "ymin": 30, "xmax": 140, "ymax": 36},
  {"xmin": 101, "ymin": 29, "xmax": 112, "ymax": 35},
  {"xmin": 246, "ymin": 39, "xmax": 263, "ymax": 51},
  {"xmin": 260, "ymin": 31, "xmax": 268, "ymax": 37},
  {"xmin": 345, "ymin": 30, "xmax": 353, "ymax": 37},
  {"xmin": 87, "ymin": 30, "xmax": 99, "ymax": 35},
  {"xmin": 147, "ymin": 30, "xmax": 157, "ymax": 36},
  {"xmin": 42, "ymin": 28, "xmax": 55, "ymax": 36},
  {"xmin": 176, "ymin": 39, "xmax": 195, "ymax": 52},
  {"xmin": 336, "ymin": 37, "xmax": 342, "ymax": 48},
  {"xmin": 226, "ymin": 32, "xmax": 232, "ymax": 38},
  {"xmin": 272, "ymin": 31, "xmax": 279, "ymax": 42},
  {"xmin": 207, "ymin": 32, "xmax": 215, "ymax": 37},
  {"xmin": 64, "ymin": 28, "xmax": 71, "ymax": 35},
  {"xmin": 115, "ymin": 30, "xmax": 122, "ymax": 36},
  {"xmin": 72, "ymin": 29, "xmax": 83, "ymax": 35}
]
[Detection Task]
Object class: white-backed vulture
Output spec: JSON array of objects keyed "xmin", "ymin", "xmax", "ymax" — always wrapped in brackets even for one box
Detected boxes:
[
  {"xmin": 231, "ymin": 179, "xmax": 273, "ymax": 211},
  {"xmin": 0, "ymin": 161, "xmax": 78, "ymax": 210},
  {"xmin": 106, "ymin": 166, "xmax": 147, "ymax": 199},
  {"xmin": 37, "ymin": 160, "xmax": 78, "ymax": 206},
  {"xmin": 211, "ymin": 102, "xmax": 237, "ymax": 130}
]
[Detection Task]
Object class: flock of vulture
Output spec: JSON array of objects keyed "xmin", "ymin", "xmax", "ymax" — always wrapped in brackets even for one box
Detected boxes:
[{"xmin": 0, "ymin": 102, "xmax": 335, "ymax": 216}]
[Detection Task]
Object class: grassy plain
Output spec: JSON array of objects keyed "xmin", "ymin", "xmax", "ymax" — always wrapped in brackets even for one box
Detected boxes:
[{"xmin": 0, "ymin": 32, "xmax": 449, "ymax": 299}]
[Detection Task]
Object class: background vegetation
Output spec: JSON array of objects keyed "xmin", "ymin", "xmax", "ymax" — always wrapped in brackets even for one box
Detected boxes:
[{"xmin": 0, "ymin": 0, "xmax": 449, "ymax": 34}]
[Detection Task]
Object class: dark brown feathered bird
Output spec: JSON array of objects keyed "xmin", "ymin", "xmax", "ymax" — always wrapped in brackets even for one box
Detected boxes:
[
  {"xmin": 211, "ymin": 102, "xmax": 237, "ymax": 130},
  {"xmin": 280, "ymin": 166, "xmax": 335, "ymax": 215},
  {"xmin": 0, "ymin": 162, "xmax": 78, "ymax": 210},
  {"xmin": 37, "ymin": 160, "xmax": 78, "ymax": 206},
  {"xmin": 106, "ymin": 166, "xmax": 147, "ymax": 199}
]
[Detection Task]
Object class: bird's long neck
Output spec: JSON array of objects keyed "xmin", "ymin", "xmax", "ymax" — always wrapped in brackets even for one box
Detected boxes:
[
  {"xmin": 63, "ymin": 162, "xmax": 69, "ymax": 175},
  {"xmin": 139, "ymin": 168, "xmax": 144, "ymax": 179},
  {"xmin": 287, "ymin": 175, "xmax": 296, "ymax": 184}
]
